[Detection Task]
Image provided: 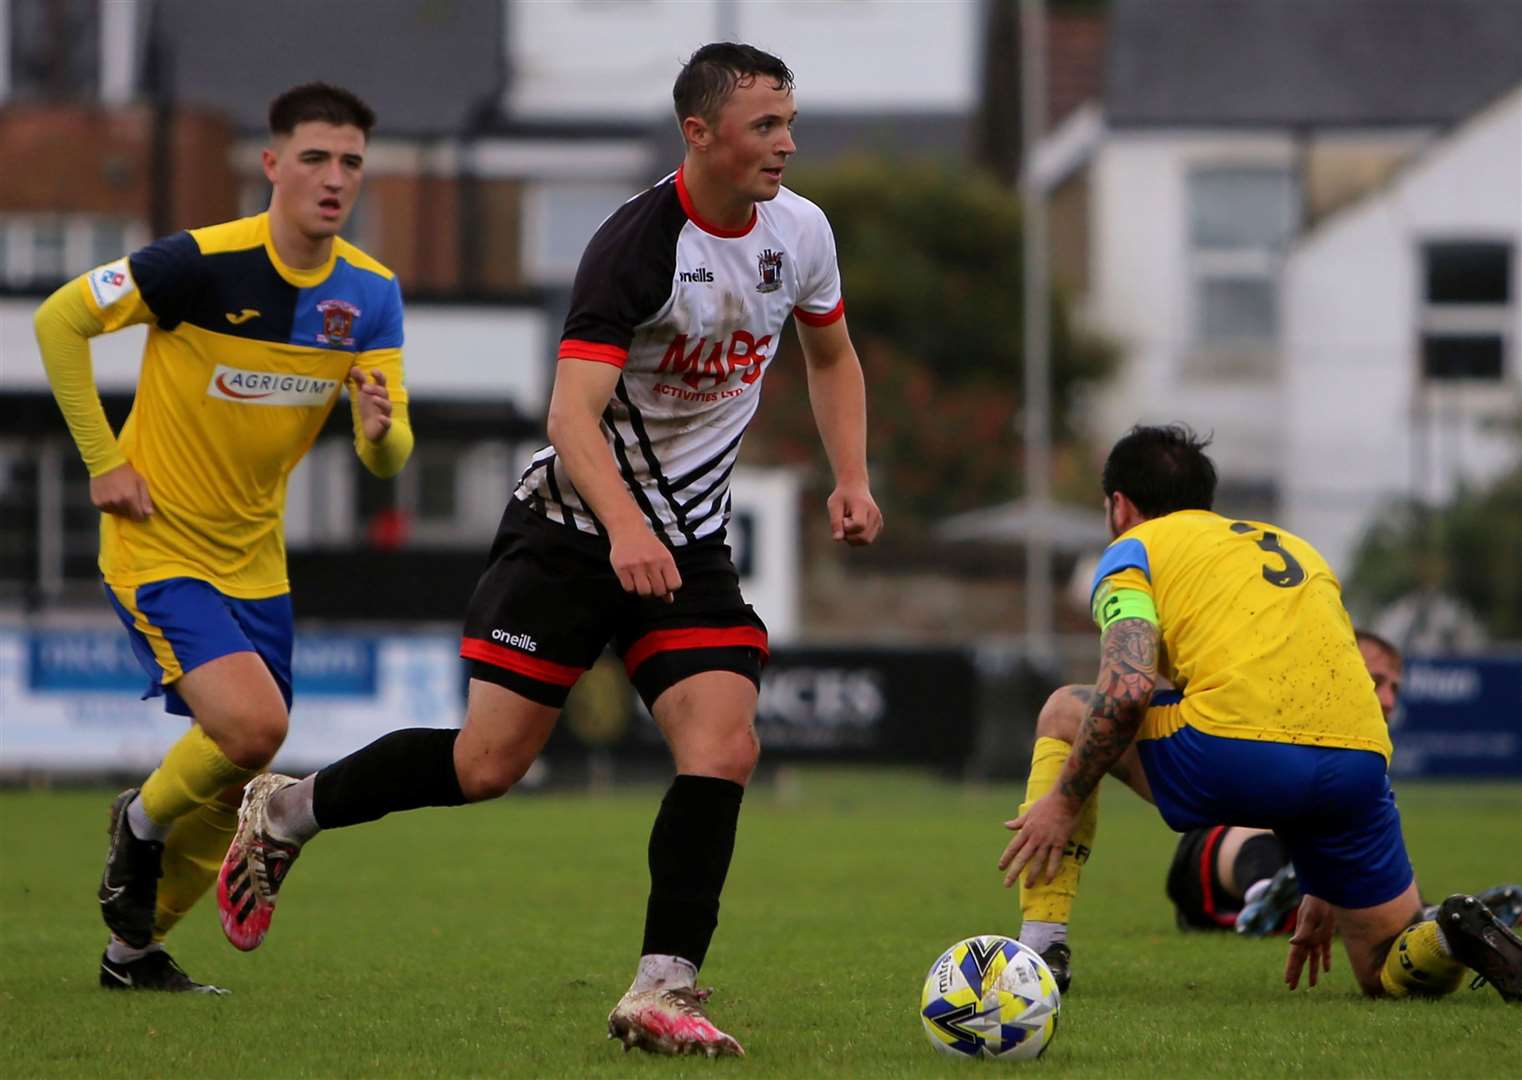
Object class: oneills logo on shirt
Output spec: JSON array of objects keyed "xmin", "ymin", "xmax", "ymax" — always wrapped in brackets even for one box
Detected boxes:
[
  {"xmin": 490, "ymin": 628, "xmax": 538, "ymax": 652},
  {"xmin": 206, "ymin": 365, "xmax": 339, "ymax": 407}
]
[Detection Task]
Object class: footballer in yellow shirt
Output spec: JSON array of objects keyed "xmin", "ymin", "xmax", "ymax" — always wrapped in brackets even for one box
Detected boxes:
[
  {"xmin": 33, "ymin": 82, "xmax": 412, "ymax": 993},
  {"xmin": 999, "ymin": 424, "xmax": 1522, "ymax": 1005},
  {"xmin": 1088, "ymin": 510, "xmax": 1389, "ymax": 758}
]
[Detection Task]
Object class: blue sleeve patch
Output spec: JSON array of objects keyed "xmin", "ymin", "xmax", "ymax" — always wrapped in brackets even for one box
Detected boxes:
[{"xmin": 1089, "ymin": 537, "xmax": 1150, "ymax": 602}]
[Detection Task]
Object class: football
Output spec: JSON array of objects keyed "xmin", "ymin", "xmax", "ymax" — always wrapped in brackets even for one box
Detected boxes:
[{"xmin": 919, "ymin": 935, "xmax": 1061, "ymax": 1060}]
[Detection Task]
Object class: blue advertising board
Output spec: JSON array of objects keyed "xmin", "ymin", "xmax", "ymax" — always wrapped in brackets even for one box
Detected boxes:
[
  {"xmin": 4, "ymin": 626, "xmax": 456, "ymax": 774},
  {"xmin": 289, "ymin": 635, "xmax": 378, "ymax": 697},
  {"xmin": 26, "ymin": 630, "xmax": 376, "ymax": 697},
  {"xmin": 27, "ymin": 631, "xmax": 144, "ymax": 692},
  {"xmin": 1389, "ymin": 656, "xmax": 1522, "ymax": 778}
]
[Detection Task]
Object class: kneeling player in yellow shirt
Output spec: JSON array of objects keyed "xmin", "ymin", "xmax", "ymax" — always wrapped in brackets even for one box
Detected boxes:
[
  {"xmin": 34, "ymin": 82, "xmax": 412, "ymax": 992},
  {"xmin": 998, "ymin": 424, "xmax": 1521, "ymax": 1004},
  {"xmin": 1165, "ymin": 631, "xmax": 1521, "ymax": 938}
]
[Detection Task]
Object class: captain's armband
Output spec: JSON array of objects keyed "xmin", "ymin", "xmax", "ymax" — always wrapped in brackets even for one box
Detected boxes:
[{"xmin": 1093, "ymin": 585, "xmax": 1159, "ymax": 631}]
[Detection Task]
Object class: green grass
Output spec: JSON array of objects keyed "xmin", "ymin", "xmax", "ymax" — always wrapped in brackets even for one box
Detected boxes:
[{"xmin": 1, "ymin": 771, "xmax": 1518, "ymax": 1078}]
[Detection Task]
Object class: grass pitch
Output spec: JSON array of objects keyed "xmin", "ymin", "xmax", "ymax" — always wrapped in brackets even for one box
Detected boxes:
[{"xmin": 1, "ymin": 769, "xmax": 1518, "ymax": 1078}]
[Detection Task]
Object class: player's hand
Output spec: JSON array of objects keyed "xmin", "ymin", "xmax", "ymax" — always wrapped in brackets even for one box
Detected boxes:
[
  {"xmin": 609, "ymin": 527, "xmax": 682, "ymax": 603},
  {"xmin": 827, "ymin": 483, "xmax": 883, "ymax": 546},
  {"xmin": 998, "ymin": 790, "xmax": 1082, "ymax": 889},
  {"xmin": 90, "ymin": 461, "xmax": 154, "ymax": 521},
  {"xmin": 1284, "ymin": 894, "xmax": 1335, "ymax": 990},
  {"xmin": 350, "ymin": 367, "xmax": 393, "ymax": 442}
]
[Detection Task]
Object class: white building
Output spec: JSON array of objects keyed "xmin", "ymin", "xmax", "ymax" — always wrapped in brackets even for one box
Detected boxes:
[
  {"xmin": 504, "ymin": 0, "xmax": 978, "ymax": 123},
  {"xmin": 1283, "ymin": 86, "xmax": 1522, "ymax": 572},
  {"xmin": 1073, "ymin": 0, "xmax": 1522, "ymax": 534},
  {"xmin": 1, "ymin": 0, "xmax": 981, "ymax": 292}
]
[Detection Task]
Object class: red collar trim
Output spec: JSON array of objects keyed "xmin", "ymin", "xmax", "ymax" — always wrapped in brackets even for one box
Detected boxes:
[{"xmin": 675, "ymin": 166, "xmax": 757, "ymax": 238}]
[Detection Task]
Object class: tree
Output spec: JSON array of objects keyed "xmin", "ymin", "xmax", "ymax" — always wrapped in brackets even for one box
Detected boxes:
[
  {"xmin": 1345, "ymin": 462, "xmax": 1522, "ymax": 640},
  {"xmin": 744, "ymin": 158, "xmax": 1114, "ymax": 527}
]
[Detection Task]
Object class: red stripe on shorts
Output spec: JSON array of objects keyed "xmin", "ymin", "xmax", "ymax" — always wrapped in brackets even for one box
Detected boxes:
[
  {"xmin": 460, "ymin": 637, "xmax": 585, "ymax": 687},
  {"xmin": 622, "ymin": 626, "xmax": 770, "ymax": 677}
]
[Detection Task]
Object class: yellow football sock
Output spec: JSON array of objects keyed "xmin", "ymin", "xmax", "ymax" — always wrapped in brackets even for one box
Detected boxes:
[
  {"xmin": 139, "ymin": 724, "xmax": 258, "ymax": 827},
  {"xmin": 1018, "ymin": 736, "xmax": 1099, "ymax": 925},
  {"xmin": 1379, "ymin": 919, "xmax": 1466, "ymax": 998},
  {"xmin": 152, "ymin": 797, "xmax": 239, "ymax": 941}
]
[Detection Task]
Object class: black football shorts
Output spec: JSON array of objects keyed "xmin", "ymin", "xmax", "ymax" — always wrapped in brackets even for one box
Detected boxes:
[
  {"xmin": 1166, "ymin": 826, "xmax": 1237, "ymax": 931},
  {"xmin": 460, "ymin": 498, "xmax": 768, "ymax": 709}
]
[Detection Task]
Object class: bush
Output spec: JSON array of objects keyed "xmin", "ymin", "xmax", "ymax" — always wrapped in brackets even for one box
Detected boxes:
[{"xmin": 745, "ymin": 158, "xmax": 1114, "ymax": 527}]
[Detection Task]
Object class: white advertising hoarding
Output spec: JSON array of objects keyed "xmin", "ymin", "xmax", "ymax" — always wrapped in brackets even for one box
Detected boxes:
[{"xmin": 0, "ymin": 626, "xmax": 463, "ymax": 775}]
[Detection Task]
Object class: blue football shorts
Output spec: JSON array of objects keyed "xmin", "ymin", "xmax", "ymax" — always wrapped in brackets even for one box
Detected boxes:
[
  {"xmin": 104, "ymin": 578, "xmax": 294, "ymax": 717},
  {"xmin": 1137, "ymin": 692, "xmax": 1413, "ymax": 910}
]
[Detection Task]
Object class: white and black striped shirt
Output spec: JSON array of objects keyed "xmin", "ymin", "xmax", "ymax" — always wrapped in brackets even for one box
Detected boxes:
[{"xmin": 514, "ymin": 166, "xmax": 845, "ymax": 545}]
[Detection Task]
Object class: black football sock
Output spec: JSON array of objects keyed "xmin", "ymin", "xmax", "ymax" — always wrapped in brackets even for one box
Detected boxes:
[
  {"xmin": 1233, "ymin": 833, "xmax": 1288, "ymax": 898},
  {"xmin": 640, "ymin": 774, "xmax": 745, "ymax": 971},
  {"xmin": 311, "ymin": 728, "xmax": 466, "ymax": 829}
]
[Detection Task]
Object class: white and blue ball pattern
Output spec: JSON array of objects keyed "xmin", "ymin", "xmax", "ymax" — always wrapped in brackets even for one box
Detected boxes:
[{"xmin": 920, "ymin": 935, "xmax": 1061, "ymax": 1060}]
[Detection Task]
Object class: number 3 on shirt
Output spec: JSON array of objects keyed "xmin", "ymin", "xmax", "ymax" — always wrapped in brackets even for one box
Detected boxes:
[{"xmin": 1229, "ymin": 521, "xmax": 1306, "ymax": 588}]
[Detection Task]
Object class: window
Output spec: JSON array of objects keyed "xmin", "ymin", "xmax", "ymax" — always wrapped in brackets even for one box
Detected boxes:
[
  {"xmin": 0, "ymin": 449, "xmax": 40, "ymax": 588},
  {"xmin": 1419, "ymin": 241, "xmax": 1512, "ymax": 381},
  {"xmin": 416, "ymin": 456, "xmax": 457, "ymax": 521},
  {"xmin": 1187, "ymin": 166, "xmax": 1296, "ymax": 348},
  {"xmin": 1214, "ymin": 477, "xmax": 1280, "ymax": 530},
  {"xmin": 30, "ymin": 217, "xmax": 66, "ymax": 280},
  {"xmin": 0, "ymin": 214, "xmax": 147, "ymax": 286},
  {"xmin": 6, "ymin": 0, "xmax": 100, "ymax": 102},
  {"xmin": 351, "ymin": 445, "xmax": 474, "ymax": 548},
  {"xmin": 89, "ymin": 218, "xmax": 129, "ymax": 267},
  {"xmin": 524, "ymin": 182, "xmax": 632, "ymax": 283},
  {"xmin": 0, "ymin": 440, "xmax": 98, "ymax": 601}
]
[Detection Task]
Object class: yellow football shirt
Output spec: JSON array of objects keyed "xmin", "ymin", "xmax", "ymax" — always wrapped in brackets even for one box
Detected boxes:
[
  {"xmin": 1090, "ymin": 510, "xmax": 1391, "ymax": 759},
  {"xmin": 77, "ymin": 213, "xmax": 409, "ymax": 598}
]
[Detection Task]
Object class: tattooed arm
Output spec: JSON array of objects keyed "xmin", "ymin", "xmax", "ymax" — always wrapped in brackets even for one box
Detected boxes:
[
  {"xmin": 998, "ymin": 616, "xmax": 1159, "ymax": 888},
  {"xmin": 1057, "ymin": 617, "xmax": 1160, "ymax": 803}
]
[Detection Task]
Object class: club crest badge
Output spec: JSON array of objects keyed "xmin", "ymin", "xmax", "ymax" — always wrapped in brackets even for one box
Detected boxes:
[
  {"xmin": 315, "ymin": 299, "xmax": 360, "ymax": 347},
  {"xmin": 756, "ymin": 248, "xmax": 784, "ymax": 293}
]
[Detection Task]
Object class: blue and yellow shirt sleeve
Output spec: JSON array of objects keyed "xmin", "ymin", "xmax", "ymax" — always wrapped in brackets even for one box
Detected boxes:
[
  {"xmin": 125, "ymin": 232, "xmax": 202, "ymax": 327},
  {"xmin": 82, "ymin": 232, "xmax": 201, "ymax": 330},
  {"xmin": 35, "ymin": 234, "xmax": 202, "ymax": 477},
  {"xmin": 349, "ymin": 275, "xmax": 412, "ymax": 478},
  {"xmin": 1090, "ymin": 537, "xmax": 1159, "ymax": 631}
]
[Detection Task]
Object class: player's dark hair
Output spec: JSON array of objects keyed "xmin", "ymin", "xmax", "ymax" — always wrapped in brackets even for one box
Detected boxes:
[
  {"xmin": 268, "ymin": 82, "xmax": 375, "ymax": 137},
  {"xmin": 673, "ymin": 42, "xmax": 794, "ymax": 125},
  {"xmin": 1102, "ymin": 423, "xmax": 1217, "ymax": 517},
  {"xmin": 1354, "ymin": 628, "xmax": 1402, "ymax": 664}
]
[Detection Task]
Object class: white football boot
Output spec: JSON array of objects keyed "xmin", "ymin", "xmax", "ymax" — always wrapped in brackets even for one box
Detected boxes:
[
  {"xmin": 607, "ymin": 986, "xmax": 745, "ymax": 1057},
  {"xmin": 217, "ymin": 773, "xmax": 302, "ymax": 951}
]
